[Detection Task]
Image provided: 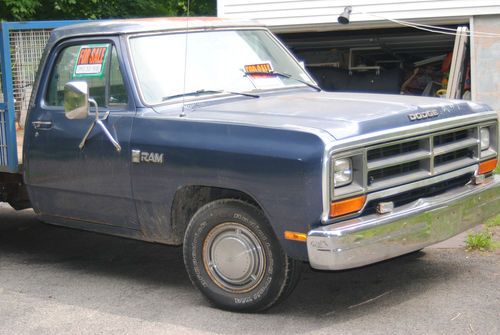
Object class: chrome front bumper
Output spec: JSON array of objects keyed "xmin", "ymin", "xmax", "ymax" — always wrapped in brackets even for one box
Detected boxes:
[{"xmin": 307, "ymin": 175, "xmax": 500, "ymax": 270}]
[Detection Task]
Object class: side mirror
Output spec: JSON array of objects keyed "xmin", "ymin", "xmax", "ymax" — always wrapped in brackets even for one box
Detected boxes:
[{"xmin": 64, "ymin": 81, "xmax": 89, "ymax": 119}]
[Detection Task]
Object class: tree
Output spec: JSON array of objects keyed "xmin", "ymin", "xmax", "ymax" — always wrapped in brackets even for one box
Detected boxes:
[
  {"xmin": 0, "ymin": 0, "xmax": 216, "ymax": 21},
  {"xmin": 0, "ymin": 0, "xmax": 40, "ymax": 20}
]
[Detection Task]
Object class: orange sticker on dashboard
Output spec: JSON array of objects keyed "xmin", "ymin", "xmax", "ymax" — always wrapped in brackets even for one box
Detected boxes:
[{"xmin": 244, "ymin": 62, "xmax": 273, "ymax": 74}]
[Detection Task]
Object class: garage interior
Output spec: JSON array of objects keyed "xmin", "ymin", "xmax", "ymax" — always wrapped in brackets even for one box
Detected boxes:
[{"xmin": 277, "ymin": 26, "xmax": 470, "ymax": 99}]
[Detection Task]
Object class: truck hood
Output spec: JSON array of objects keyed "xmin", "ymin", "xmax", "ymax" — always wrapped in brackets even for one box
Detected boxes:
[{"xmin": 154, "ymin": 90, "xmax": 491, "ymax": 140}]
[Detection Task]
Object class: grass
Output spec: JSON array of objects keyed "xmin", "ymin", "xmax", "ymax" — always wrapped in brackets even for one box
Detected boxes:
[
  {"xmin": 485, "ymin": 214, "xmax": 500, "ymax": 228},
  {"xmin": 466, "ymin": 163, "xmax": 500, "ymax": 251},
  {"xmin": 465, "ymin": 231, "xmax": 494, "ymax": 251}
]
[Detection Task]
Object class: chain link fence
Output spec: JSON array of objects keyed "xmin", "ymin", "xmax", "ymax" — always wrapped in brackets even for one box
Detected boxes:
[{"xmin": 9, "ymin": 29, "xmax": 52, "ymax": 128}]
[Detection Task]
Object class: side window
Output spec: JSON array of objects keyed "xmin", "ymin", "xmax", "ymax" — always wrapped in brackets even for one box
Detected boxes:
[
  {"xmin": 109, "ymin": 46, "xmax": 128, "ymax": 105},
  {"xmin": 46, "ymin": 43, "xmax": 128, "ymax": 108},
  {"xmin": 46, "ymin": 45, "xmax": 80, "ymax": 106}
]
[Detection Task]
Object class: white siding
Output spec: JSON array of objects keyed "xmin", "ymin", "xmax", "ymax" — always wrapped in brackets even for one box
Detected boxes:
[
  {"xmin": 471, "ymin": 15, "xmax": 500, "ymax": 111},
  {"xmin": 218, "ymin": 0, "xmax": 500, "ymax": 32}
]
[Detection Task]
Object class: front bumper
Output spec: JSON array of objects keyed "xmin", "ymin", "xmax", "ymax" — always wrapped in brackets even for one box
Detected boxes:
[{"xmin": 307, "ymin": 175, "xmax": 500, "ymax": 270}]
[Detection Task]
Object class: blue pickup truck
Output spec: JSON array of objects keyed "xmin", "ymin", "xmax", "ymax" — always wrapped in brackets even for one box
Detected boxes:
[{"xmin": 1, "ymin": 18, "xmax": 499, "ymax": 312}]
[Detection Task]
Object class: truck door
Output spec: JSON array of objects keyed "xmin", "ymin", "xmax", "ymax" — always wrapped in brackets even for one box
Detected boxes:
[{"xmin": 24, "ymin": 38, "xmax": 138, "ymax": 229}]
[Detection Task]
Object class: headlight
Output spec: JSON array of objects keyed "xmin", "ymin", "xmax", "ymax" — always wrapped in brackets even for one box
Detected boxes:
[
  {"xmin": 480, "ymin": 127, "xmax": 490, "ymax": 150},
  {"xmin": 333, "ymin": 158, "xmax": 353, "ymax": 187}
]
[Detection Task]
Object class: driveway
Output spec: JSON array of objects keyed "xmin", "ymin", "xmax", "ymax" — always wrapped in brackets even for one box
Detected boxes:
[{"xmin": 0, "ymin": 204, "xmax": 499, "ymax": 335}]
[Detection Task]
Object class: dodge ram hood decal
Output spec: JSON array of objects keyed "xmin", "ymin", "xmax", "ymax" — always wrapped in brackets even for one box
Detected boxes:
[{"xmin": 155, "ymin": 91, "xmax": 491, "ymax": 140}]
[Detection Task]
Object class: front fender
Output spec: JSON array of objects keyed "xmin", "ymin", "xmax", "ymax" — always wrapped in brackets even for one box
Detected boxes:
[{"xmin": 130, "ymin": 113, "xmax": 326, "ymax": 260}]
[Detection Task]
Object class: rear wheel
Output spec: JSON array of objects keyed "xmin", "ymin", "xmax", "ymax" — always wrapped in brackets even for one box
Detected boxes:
[{"xmin": 183, "ymin": 199, "xmax": 301, "ymax": 312}]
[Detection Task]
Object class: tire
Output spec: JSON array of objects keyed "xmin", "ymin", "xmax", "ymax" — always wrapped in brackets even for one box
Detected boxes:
[{"xmin": 183, "ymin": 199, "xmax": 301, "ymax": 312}]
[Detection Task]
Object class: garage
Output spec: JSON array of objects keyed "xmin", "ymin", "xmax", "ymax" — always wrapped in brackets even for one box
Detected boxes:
[
  {"xmin": 218, "ymin": 0, "xmax": 500, "ymax": 110},
  {"xmin": 278, "ymin": 25, "xmax": 466, "ymax": 98}
]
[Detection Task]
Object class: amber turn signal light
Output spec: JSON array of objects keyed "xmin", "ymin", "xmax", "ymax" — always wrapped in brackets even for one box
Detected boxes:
[
  {"xmin": 330, "ymin": 195, "xmax": 366, "ymax": 218},
  {"xmin": 478, "ymin": 158, "xmax": 498, "ymax": 175},
  {"xmin": 284, "ymin": 231, "xmax": 307, "ymax": 242}
]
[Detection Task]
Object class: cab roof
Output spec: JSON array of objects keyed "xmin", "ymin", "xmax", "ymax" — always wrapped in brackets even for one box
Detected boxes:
[{"xmin": 49, "ymin": 17, "xmax": 264, "ymax": 43}]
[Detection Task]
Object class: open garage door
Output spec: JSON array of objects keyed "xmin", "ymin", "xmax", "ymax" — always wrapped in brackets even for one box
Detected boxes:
[{"xmin": 277, "ymin": 25, "xmax": 470, "ymax": 99}]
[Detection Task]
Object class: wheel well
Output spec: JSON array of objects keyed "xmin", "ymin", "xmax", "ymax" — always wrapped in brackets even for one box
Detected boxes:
[{"xmin": 170, "ymin": 185, "xmax": 261, "ymax": 244}]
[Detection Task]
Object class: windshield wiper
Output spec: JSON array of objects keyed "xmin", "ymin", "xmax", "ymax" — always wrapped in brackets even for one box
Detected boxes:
[
  {"xmin": 162, "ymin": 89, "xmax": 259, "ymax": 101},
  {"xmin": 245, "ymin": 71, "xmax": 321, "ymax": 91}
]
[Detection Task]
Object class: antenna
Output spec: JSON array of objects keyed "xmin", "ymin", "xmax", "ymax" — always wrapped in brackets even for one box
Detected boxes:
[{"xmin": 180, "ymin": 0, "xmax": 191, "ymax": 117}]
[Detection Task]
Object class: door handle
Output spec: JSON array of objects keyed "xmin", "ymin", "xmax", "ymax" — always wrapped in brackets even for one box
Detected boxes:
[{"xmin": 32, "ymin": 120, "xmax": 53, "ymax": 130}]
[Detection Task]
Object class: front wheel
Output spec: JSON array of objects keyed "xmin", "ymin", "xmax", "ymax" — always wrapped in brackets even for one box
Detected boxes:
[{"xmin": 183, "ymin": 199, "xmax": 301, "ymax": 312}]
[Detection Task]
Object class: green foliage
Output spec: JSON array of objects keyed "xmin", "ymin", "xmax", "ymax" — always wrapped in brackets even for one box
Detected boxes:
[
  {"xmin": 495, "ymin": 164, "xmax": 500, "ymax": 174},
  {"xmin": 176, "ymin": 0, "xmax": 216, "ymax": 16},
  {"xmin": 485, "ymin": 214, "xmax": 500, "ymax": 228},
  {"xmin": 465, "ymin": 231, "xmax": 493, "ymax": 251},
  {"xmin": 1, "ymin": 0, "xmax": 40, "ymax": 20},
  {"xmin": 0, "ymin": 0, "xmax": 216, "ymax": 21}
]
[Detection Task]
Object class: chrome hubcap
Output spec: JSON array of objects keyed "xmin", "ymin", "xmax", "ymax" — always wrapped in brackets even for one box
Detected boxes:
[{"xmin": 203, "ymin": 222, "xmax": 266, "ymax": 293}]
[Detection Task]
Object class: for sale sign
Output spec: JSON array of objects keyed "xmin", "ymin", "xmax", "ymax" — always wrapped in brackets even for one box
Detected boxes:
[{"xmin": 73, "ymin": 44, "xmax": 109, "ymax": 77}]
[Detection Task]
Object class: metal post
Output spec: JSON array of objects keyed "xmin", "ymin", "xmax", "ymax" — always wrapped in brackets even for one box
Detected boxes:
[
  {"xmin": 0, "ymin": 22, "xmax": 17, "ymax": 172},
  {"xmin": 0, "ymin": 25, "xmax": 8, "ymax": 168}
]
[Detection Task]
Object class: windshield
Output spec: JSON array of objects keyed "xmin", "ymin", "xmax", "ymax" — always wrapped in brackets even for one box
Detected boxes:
[{"xmin": 129, "ymin": 29, "xmax": 316, "ymax": 105}]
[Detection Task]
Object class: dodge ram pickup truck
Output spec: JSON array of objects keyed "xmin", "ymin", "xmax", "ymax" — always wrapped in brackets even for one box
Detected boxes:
[{"xmin": 1, "ymin": 18, "xmax": 499, "ymax": 312}]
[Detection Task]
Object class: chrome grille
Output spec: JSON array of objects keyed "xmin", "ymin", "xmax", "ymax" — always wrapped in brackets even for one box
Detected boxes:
[
  {"xmin": 368, "ymin": 161, "xmax": 421, "ymax": 185},
  {"xmin": 332, "ymin": 121, "xmax": 498, "ymax": 200},
  {"xmin": 367, "ymin": 140, "xmax": 420, "ymax": 161},
  {"xmin": 434, "ymin": 129, "xmax": 469, "ymax": 146},
  {"xmin": 366, "ymin": 126, "xmax": 479, "ymax": 191},
  {"xmin": 434, "ymin": 148, "xmax": 472, "ymax": 165}
]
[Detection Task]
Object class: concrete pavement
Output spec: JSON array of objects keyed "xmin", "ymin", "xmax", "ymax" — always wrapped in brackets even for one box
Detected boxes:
[{"xmin": 0, "ymin": 204, "xmax": 499, "ymax": 334}]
